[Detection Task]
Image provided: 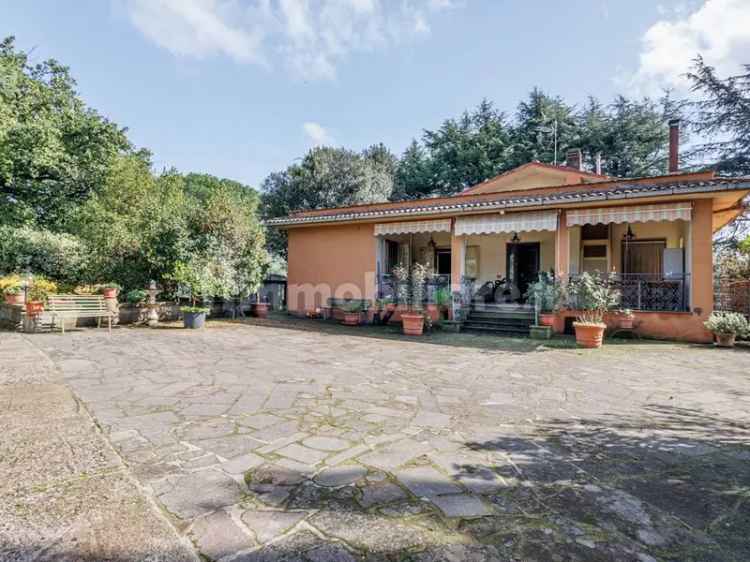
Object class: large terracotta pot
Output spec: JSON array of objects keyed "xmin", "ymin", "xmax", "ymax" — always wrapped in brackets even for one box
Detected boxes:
[
  {"xmin": 252, "ymin": 303, "xmax": 269, "ymax": 318},
  {"xmin": 573, "ymin": 322, "xmax": 606, "ymax": 348},
  {"xmin": 342, "ymin": 312, "xmax": 360, "ymax": 326},
  {"xmin": 401, "ymin": 312, "xmax": 424, "ymax": 336},
  {"xmin": 4, "ymin": 293, "xmax": 24, "ymax": 306},
  {"xmin": 539, "ymin": 312, "xmax": 556, "ymax": 327},
  {"xmin": 25, "ymin": 301, "xmax": 45, "ymax": 316},
  {"xmin": 101, "ymin": 288, "xmax": 118, "ymax": 299},
  {"xmin": 620, "ymin": 315, "xmax": 635, "ymax": 330},
  {"xmin": 714, "ymin": 333, "xmax": 736, "ymax": 348}
]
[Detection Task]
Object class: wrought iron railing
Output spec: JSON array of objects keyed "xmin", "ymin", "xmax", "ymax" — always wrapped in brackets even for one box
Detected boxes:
[
  {"xmin": 377, "ymin": 274, "xmax": 450, "ymax": 304},
  {"xmin": 569, "ymin": 273, "xmax": 690, "ymax": 312}
]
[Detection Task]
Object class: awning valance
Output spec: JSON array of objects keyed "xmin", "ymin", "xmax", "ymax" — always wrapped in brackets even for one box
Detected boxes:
[
  {"xmin": 454, "ymin": 210, "xmax": 558, "ymax": 236},
  {"xmin": 374, "ymin": 218, "xmax": 452, "ymax": 236},
  {"xmin": 566, "ymin": 203, "xmax": 692, "ymax": 227}
]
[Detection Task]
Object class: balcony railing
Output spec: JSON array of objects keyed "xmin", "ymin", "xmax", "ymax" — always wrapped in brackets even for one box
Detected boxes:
[
  {"xmin": 569, "ymin": 273, "xmax": 690, "ymax": 312},
  {"xmin": 377, "ymin": 274, "xmax": 450, "ymax": 304}
]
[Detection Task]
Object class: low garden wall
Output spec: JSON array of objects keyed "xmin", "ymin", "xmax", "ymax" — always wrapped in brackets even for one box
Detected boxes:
[{"xmin": 553, "ymin": 309, "xmax": 713, "ymax": 343}]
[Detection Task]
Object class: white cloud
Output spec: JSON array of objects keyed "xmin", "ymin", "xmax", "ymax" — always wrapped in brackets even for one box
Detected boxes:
[
  {"xmin": 303, "ymin": 122, "xmax": 334, "ymax": 145},
  {"xmin": 125, "ymin": 0, "xmax": 456, "ymax": 80},
  {"xmin": 624, "ymin": 0, "xmax": 750, "ymax": 95}
]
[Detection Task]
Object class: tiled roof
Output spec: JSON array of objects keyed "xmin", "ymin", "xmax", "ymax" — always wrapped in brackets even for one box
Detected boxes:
[{"xmin": 267, "ymin": 177, "xmax": 750, "ymax": 227}]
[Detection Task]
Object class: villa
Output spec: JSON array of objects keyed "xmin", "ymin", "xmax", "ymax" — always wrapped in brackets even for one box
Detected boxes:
[{"xmin": 269, "ymin": 121, "xmax": 750, "ymax": 342}]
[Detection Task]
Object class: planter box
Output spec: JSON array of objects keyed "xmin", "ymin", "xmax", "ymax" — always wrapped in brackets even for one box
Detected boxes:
[
  {"xmin": 529, "ymin": 325, "xmax": 552, "ymax": 340},
  {"xmin": 183, "ymin": 311, "xmax": 206, "ymax": 329}
]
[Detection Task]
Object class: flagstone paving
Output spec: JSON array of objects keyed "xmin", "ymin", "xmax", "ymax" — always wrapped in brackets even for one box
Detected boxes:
[{"xmin": 8, "ymin": 319, "xmax": 750, "ymax": 561}]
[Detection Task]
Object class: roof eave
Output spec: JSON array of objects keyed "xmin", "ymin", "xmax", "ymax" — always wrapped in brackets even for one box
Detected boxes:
[{"xmin": 266, "ymin": 181, "xmax": 750, "ymax": 228}]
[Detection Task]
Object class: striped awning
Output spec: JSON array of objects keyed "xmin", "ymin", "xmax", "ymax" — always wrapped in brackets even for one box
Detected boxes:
[
  {"xmin": 454, "ymin": 210, "xmax": 558, "ymax": 236},
  {"xmin": 374, "ymin": 218, "xmax": 452, "ymax": 236},
  {"xmin": 566, "ymin": 203, "xmax": 692, "ymax": 226}
]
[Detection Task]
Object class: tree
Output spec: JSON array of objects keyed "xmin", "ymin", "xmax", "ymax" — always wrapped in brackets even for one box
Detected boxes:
[
  {"xmin": 421, "ymin": 99, "xmax": 512, "ymax": 194},
  {"xmin": 261, "ymin": 146, "xmax": 394, "ymax": 257},
  {"xmin": 391, "ymin": 140, "xmax": 432, "ymax": 200},
  {"xmin": 75, "ymin": 157, "xmax": 268, "ymax": 294},
  {"xmin": 508, "ymin": 88, "xmax": 576, "ymax": 168},
  {"xmin": 688, "ymin": 58, "xmax": 750, "ymax": 250},
  {"xmin": 574, "ymin": 95, "xmax": 674, "ymax": 177},
  {"xmin": 0, "ymin": 36, "xmax": 133, "ymax": 228},
  {"xmin": 688, "ymin": 57, "xmax": 750, "ymax": 176}
]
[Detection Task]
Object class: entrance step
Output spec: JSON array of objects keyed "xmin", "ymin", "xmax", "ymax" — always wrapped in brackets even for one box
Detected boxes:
[{"xmin": 464, "ymin": 303, "xmax": 534, "ymax": 337}]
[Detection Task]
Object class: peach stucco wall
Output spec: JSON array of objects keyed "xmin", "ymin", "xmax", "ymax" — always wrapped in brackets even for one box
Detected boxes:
[
  {"xmin": 553, "ymin": 310, "xmax": 711, "ymax": 343},
  {"xmin": 287, "ymin": 224, "xmax": 376, "ymax": 313}
]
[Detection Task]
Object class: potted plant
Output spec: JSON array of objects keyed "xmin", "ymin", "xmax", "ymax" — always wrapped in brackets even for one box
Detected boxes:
[
  {"xmin": 618, "ymin": 308, "xmax": 635, "ymax": 330},
  {"xmin": 252, "ymin": 295, "xmax": 269, "ymax": 318},
  {"xmin": 126, "ymin": 289, "xmax": 148, "ymax": 306},
  {"xmin": 704, "ymin": 311, "xmax": 749, "ymax": 348},
  {"xmin": 181, "ymin": 305, "xmax": 210, "ymax": 329},
  {"xmin": 1, "ymin": 274, "xmax": 24, "ymax": 305},
  {"xmin": 526, "ymin": 272, "xmax": 561, "ymax": 327},
  {"xmin": 435, "ymin": 287, "xmax": 452, "ymax": 321},
  {"xmin": 567, "ymin": 272, "xmax": 620, "ymax": 349},
  {"xmin": 99, "ymin": 283, "xmax": 121, "ymax": 299},
  {"xmin": 398, "ymin": 263, "xmax": 428, "ymax": 336},
  {"xmin": 340, "ymin": 301, "xmax": 363, "ymax": 326},
  {"xmin": 26, "ymin": 277, "xmax": 57, "ymax": 315}
]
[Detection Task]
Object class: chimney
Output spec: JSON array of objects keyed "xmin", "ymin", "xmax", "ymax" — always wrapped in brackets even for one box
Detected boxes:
[
  {"xmin": 668, "ymin": 118, "xmax": 680, "ymax": 173},
  {"xmin": 595, "ymin": 152, "xmax": 602, "ymax": 175},
  {"xmin": 566, "ymin": 148, "xmax": 582, "ymax": 171}
]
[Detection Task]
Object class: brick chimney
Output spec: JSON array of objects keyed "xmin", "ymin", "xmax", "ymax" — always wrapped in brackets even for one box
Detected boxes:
[
  {"xmin": 668, "ymin": 118, "xmax": 680, "ymax": 173},
  {"xmin": 566, "ymin": 148, "xmax": 582, "ymax": 171}
]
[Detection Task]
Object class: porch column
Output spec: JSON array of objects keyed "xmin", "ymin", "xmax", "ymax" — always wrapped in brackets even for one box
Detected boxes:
[
  {"xmin": 450, "ymin": 227, "xmax": 465, "ymax": 319},
  {"xmin": 555, "ymin": 210, "xmax": 570, "ymax": 280},
  {"xmin": 690, "ymin": 199, "xmax": 713, "ymax": 317}
]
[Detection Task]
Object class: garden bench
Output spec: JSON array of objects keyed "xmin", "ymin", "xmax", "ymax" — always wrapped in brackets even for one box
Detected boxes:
[{"xmin": 47, "ymin": 295, "xmax": 115, "ymax": 334}]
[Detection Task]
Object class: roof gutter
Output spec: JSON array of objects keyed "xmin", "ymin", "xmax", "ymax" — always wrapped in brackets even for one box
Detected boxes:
[{"xmin": 266, "ymin": 181, "xmax": 750, "ymax": 228}]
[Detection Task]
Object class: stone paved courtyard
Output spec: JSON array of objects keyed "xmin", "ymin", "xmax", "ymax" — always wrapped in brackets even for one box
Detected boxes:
[{"xmin": 3, "ymin": 318, "xmax": 750, "ymax": 561}]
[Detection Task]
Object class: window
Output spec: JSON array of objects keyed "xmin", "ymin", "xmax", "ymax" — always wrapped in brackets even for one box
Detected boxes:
[
  {"xmin": 465, "ymin": 246, "xmax": 480, "ymax": 278},
  {"xmin": 435, "ymin": 249, "xmax": 451, "ymax": 275},
  {"xmin": 582, "ymin": 242, "xmax": 608, "ymax": 273}
]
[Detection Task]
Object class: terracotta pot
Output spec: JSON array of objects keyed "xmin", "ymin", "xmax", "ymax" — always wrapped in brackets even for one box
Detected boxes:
[
  {"xmin": 620, "ymin": 315, "xmax": 635, "ymax": 330},
  {"xmin": 714, "ymin": 333, "xmax": 736, "ymax": 348},
  {"xmin": 341, "ymin": 312, "xmax": 360, "ymax": 326},
  {"xmin": 4, "ymin": 293, "xmax": 24, "ymax": 306},
  {"xmin": 573, "ymin": 322, "xmax": 606, "ymax": 348},
  {"xmin": 101, "ymin": 288, "xmax": 118, "ymax": 299},
  {"xmin": 25, "ymin": 301, "xmax": 45, "ymax": 316},
  {"xmin": 252, "ymin": 302, "xmax": 269, "ymax": 318},
  {"xmin": 539, "ymin": 312, "xmax": 556, "ymax": 327},
  {"xmin": 401, "ymin": 312, "xmax": 424, "ymax": 336}
]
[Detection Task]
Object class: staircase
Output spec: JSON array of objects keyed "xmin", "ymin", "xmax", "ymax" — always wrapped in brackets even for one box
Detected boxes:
[{"xmin": 463, "ymin": 303, "xmax": 534, "ymax": 336}]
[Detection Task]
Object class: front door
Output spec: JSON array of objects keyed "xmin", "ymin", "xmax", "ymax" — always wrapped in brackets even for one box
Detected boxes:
[{"xmin": 506, "ymin": 242, "xmax": 540, "ymax": 301}]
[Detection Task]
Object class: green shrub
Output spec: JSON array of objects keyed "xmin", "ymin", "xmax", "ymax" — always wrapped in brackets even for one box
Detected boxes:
[
  {"xmin": 704, "ymin": 312, "xmax": 749, "ymax": 337},
  {"xmin": 0, "ymin": 226, "xmax": 87, "ymax": 284},
  {"xmin": 125, "ymin": 289, "xmax": 148, "ymax": 304}
]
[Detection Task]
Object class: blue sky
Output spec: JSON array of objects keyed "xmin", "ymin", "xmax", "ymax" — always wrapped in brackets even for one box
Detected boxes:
[{"xmin": 2, "ymin": 1, "xmax": 748, "ymax": 187}]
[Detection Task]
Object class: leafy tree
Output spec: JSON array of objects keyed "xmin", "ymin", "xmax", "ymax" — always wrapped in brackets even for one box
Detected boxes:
[
  {"xmin": 261, "ymin": 146, "xmax": 393, "ymax": 256},
  {"xmin": 75, "ymin": 157, "xmax": 267, "ymax": 294},
  {"xmin": 0, "ymin": 36, "xmax": 133, "ymax": 228},
  {"xmin": 0, "ymin": 225, "xmax": 87, "ymax": 284}
]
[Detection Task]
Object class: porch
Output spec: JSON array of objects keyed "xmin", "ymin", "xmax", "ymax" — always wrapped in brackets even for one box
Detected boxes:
[{"xmin": 374, "ymin": 201, "xmax": 701, "ymax": 321}]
